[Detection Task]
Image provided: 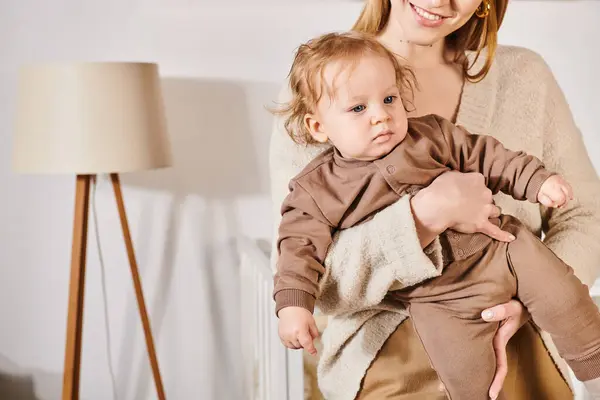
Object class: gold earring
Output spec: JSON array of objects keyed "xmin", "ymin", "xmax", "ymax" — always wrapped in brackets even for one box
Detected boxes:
[{"xmin": 476, "ymin": 0, "xmax": 490, "ymax": 18}]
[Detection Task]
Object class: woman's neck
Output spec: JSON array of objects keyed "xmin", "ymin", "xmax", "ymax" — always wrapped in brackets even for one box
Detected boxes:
[{"xmin": 378, "ymin": 22, "xmax": 450, "ymax": 68}]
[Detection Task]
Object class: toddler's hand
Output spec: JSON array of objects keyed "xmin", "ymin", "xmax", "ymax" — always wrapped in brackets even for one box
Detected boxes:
[
  {"xmin": 538, "ymin": 175, "xmax": 573, "ymax": 208},
  {"xmin": 278, "ymin": 306, "xmax": 319, "ymax": 355}
]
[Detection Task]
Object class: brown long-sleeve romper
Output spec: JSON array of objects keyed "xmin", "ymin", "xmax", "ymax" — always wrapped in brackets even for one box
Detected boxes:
[{"xmin": 273, "ymin": 114, "xmax": 600, "ymax": 400}]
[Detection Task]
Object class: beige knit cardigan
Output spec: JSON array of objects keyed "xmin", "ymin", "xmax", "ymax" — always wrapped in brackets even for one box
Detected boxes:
[{"xmin": 269, "ymin": 45, "xmax": 600, "ymax": 400}]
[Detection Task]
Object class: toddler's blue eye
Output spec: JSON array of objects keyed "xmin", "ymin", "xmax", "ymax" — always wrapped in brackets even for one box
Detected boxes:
[
  {"xmin": 351, "ymin": 105, "xmax": 366, "ymax": 113},
  {"xmin": 384, "ymin": 96, "xmax": 395, "ymax": 104}
]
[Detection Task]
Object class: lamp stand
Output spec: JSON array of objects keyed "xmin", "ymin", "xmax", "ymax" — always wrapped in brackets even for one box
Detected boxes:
[{"xmin": 62, "ymin": 174, "xmax": 166, "ymax": 400}]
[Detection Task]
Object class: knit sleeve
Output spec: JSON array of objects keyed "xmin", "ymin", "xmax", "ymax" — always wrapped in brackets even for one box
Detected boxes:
[
  {"xmin": 269, "ymin": 83, "xmax": 443, "ymax": 315},
  {"xmin": 535, "ymin": 56, "xmax": 600, "ymax": 287}
]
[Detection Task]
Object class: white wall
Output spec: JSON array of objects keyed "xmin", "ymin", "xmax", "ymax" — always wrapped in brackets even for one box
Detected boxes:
[{"xmin": 0, "ymin": 1, "xmax": 598, "ymax": 399}]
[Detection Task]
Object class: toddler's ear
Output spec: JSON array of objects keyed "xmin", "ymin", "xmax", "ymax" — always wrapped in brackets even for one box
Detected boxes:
[{"xmin": 304, "ymin": 114, "xmax": 328, "ymax": 143}]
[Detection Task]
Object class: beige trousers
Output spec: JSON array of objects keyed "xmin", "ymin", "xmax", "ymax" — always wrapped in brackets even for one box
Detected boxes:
[{"xmin": 356, "ymin": 319, "xmax": 572, "ymax": 399}]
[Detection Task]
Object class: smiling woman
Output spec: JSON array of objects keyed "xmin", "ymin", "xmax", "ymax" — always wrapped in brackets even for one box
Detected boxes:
[{"xmin": 355, "ymin": 0, "xmax": 507, "ymax": 82}]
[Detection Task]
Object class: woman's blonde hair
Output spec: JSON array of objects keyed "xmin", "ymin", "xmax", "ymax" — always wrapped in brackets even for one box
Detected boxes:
[
  {"xmin": 352, "ymin": 0, "xmax": 508, "ymax": 82},
  {"xmin": 273, "ymin": 31, "xmax": 415, "ymax": 145}
]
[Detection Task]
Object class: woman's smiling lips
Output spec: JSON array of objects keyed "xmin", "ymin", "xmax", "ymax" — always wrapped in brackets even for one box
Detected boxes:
[{"xmin": 410, "ymin": 2, "xmax": 448, "ymax": 28}]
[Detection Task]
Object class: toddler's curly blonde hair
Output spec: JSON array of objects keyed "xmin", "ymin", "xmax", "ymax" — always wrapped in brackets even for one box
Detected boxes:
[{"xmin": 273, "ymin": 31, "xmax": 415, "ymax": 145}]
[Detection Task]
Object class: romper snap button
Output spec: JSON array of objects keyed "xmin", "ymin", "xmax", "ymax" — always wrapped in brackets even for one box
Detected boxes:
[{"xmin": 386, "ymin": 165, "xmax": 396, "ymax": 174}]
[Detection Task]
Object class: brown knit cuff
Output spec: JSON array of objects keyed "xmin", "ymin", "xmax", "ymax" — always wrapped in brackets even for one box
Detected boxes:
[
  {"xmin": 568, "ymin": 349, "xmax": 600, "ymax": 381},
  {"xmin": 274, "ymin": 289, "xmax": 315, "ymax": 317},
  {"xmin": 525, "ymin": 169, "xmax": 555, "ymax": 203}
]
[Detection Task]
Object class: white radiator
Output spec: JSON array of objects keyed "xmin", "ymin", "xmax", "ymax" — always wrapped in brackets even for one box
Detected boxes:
[{"xmin": 237, "ymin": 236, "xmax": 304, "ymax": 400}]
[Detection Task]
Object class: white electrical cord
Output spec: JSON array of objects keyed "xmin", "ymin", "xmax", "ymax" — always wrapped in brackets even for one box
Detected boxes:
[{"xmin": 91, "ymin": 175, "xmax": 119, "ymax": 400}]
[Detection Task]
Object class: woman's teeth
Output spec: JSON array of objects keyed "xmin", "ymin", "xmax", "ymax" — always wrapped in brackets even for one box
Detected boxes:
[{"xmin": 413, "ymin": 5, "xmax": 443, "ymax": 21}]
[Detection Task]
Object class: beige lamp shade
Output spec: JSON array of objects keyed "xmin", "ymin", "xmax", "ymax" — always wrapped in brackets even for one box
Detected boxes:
[{"xmin": 12, "ymin": 62, "xmax": 172, "ymax": 174}]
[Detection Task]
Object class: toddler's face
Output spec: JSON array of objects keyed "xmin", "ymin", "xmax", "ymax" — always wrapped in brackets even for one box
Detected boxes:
[{"xmin": 307, "ymin": 54, "xmax": 409, "ymax": 160}]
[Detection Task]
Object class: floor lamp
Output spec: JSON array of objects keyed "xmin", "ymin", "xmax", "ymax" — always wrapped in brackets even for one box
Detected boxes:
[{"xmin": 12, "ymin": 62, "xmax": 172, "ymax": 400}]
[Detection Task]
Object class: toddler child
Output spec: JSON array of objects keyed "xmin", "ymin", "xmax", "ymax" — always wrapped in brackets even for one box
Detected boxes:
[{"xmin": 272, "ymin": 31, "xmax": 600, "ymax": 400}]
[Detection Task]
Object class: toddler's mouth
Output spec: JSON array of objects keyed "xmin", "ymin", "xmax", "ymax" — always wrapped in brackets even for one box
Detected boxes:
[{"xmin": 373, "ymin": 129, "xmax": 393, "ymax": 143}]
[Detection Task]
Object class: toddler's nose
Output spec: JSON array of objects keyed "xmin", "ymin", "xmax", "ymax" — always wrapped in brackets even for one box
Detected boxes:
[{"xmin": 371, "ymin": 108, "xmax": 391, "ymax": 125}]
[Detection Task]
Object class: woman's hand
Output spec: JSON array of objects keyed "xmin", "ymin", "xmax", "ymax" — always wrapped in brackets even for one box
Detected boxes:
[
  {"xmin": 481, "ymin": 300, "xmax": 531, "ymax": 400},
  {"xmin": 411, "ymin": 171, "xmax": 516, "ymax": 247}
]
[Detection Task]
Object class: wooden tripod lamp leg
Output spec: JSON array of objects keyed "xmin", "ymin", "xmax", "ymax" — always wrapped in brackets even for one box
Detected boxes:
[
  {"xmin": 110, "ymin": 173, "xmax": 166, "ymax": 400},
  {"xmin": 63, "ymin": 174, "xmax": 92, "ymax": 400}
]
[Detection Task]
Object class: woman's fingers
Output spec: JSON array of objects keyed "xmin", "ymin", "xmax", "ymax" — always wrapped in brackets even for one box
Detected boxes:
[
  {"xmin": 482, "ymin": 303, "xmax": 508, "ymax": 322},
  {"xmin": 483, "ymin": 300, "xmax": 530, "ymax": 398},
  {"xmin": 479, "ymin": 221, "xmax": 515, "ymax": 243},
  {"xmin": 480, "ymin": 204, "xmax": 514, "ymax": 241},
  {"xmin": 489, "ymin": 327, "xmax": 509, "ymax": 400},
  {"xmin": 482, "ymin": 300, "xmax": 526, "ymax": 322},
  {"xmin": 488, "ymin": 205, "xmax": 502, "ymax": 219}
]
